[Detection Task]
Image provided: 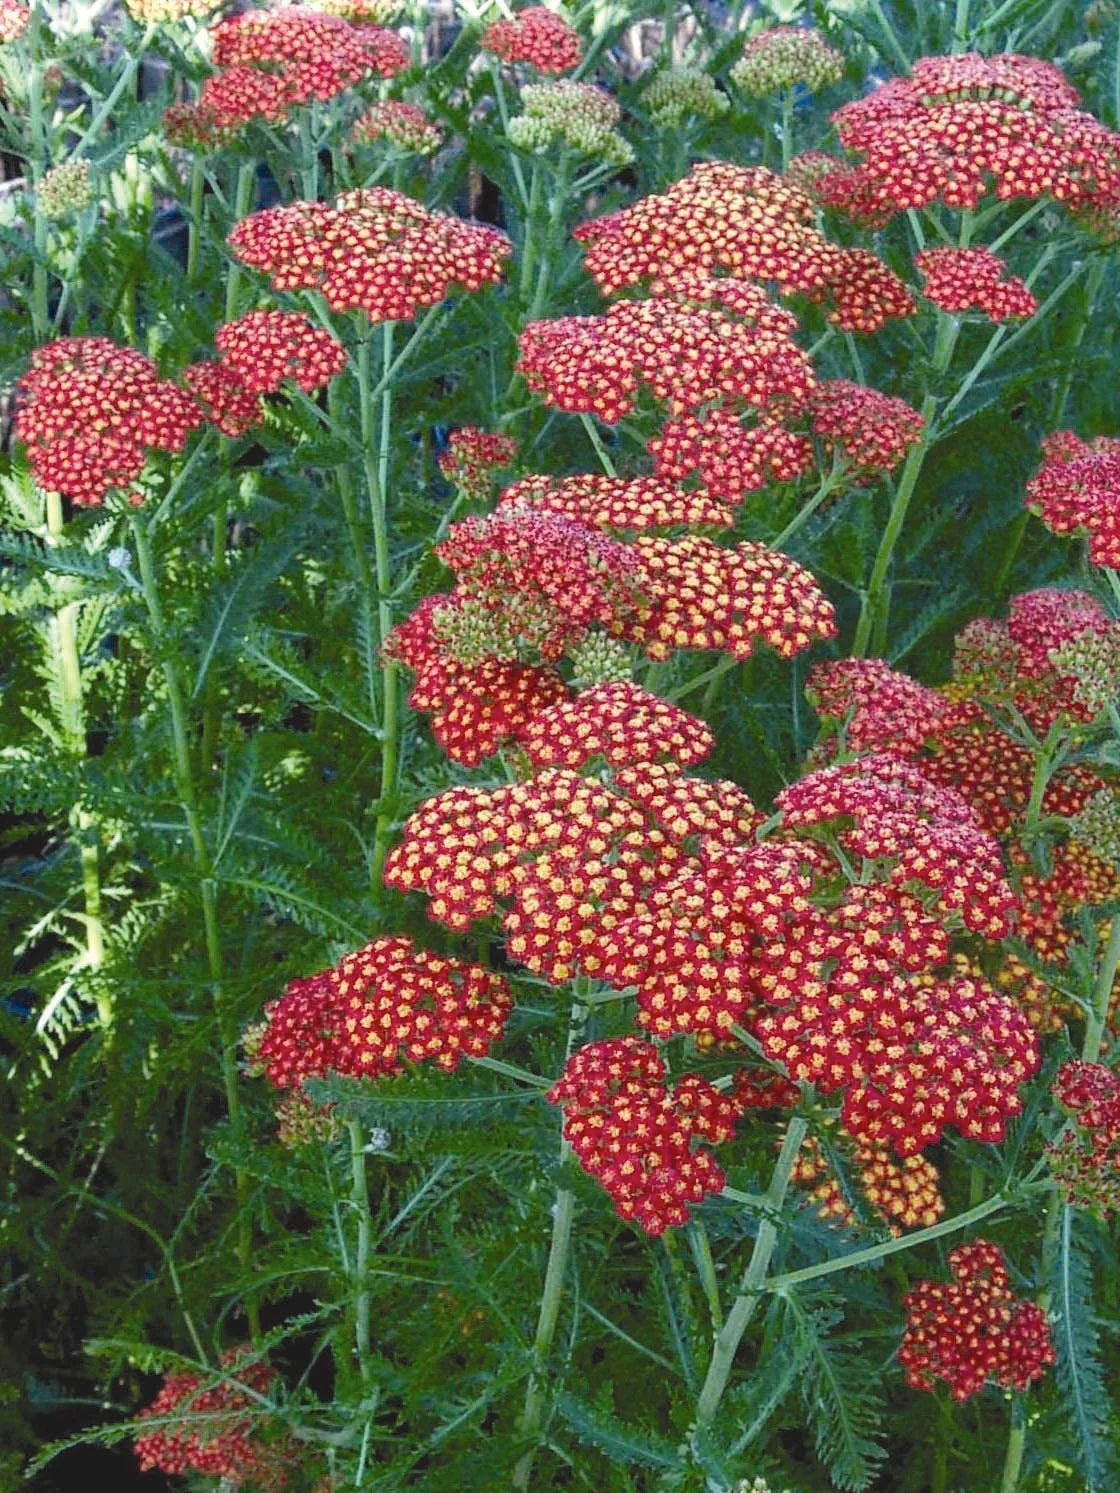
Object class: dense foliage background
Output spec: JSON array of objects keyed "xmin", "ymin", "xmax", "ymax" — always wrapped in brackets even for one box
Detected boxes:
[{"xmin": 3, "ymin": 0, "xmax": 1120, "ymax": 1489}]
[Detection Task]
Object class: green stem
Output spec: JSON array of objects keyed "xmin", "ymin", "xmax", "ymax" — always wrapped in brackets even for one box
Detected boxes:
[
  {"xmin": 999, "ymin": 1395, "xmax": 1027, "ymax": 1493},
  {"xmin": 329, "ymin": 376, "xmax": 379, "ymax": 724},
  {"xmin": 528, "ymin": 157, "xmax": 569, "ymax": 322},
  {"xmin": 692, "ymin": 1117, "xmax": 808, "ymax": 1433},
  {"xmin": 689, "ymin": 1220, "xmax": 724, "ymax": 1333},
  {"xmin": 766, "ymin": 1190, "xmax": 1013, "ymax": 1296},
  {"xmin": 518, "ymin": 157, "xmax": 544, "ymax": 304},
  {"xmin": 363, "ymin": 322, "xmax": 400, "ymax": 892},
  {"xmin": 489, "ymin": 59, "xmax": 528, "ymax": 207},
  {"xmin": 1083, "ymin": 914, "xmax": 1120, "ymax": 1063},
  {"xmin": 952, "ymin": 0, "xmax": 971, "ymax": 50},
  {"xmin": 779, "ymin": 87, "xmax": 793, "ymax": 173},
  {"xmin": 579, "ymin": 413, "xmax": 617, "ymax": 477},
  {"xmin": 772, "ymin": 463, "xmax": 846, "ymax": 551},
  {"xmin": 45, "ymin": 491, "xmax": 109, "ymax": 1029},
  {"xmin": 347, "ymin": 1119, "xmax": 374, "ymax": 1384},
  {"xmin": 27, "ymin": 6, "xmax": 48, "ymax": 340},
  {"xmin": 73, "ymin": 23, "xmax": 159, "ymax": 159},
  {"xmin": 186, "ymin": 156, "xmax": 204, "ymax": 284}
]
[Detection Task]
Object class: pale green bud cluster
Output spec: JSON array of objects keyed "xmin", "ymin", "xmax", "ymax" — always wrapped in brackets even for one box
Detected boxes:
[
  {"xmin": 570, "ymin": 631, "xmax": 632, "ymax": 690},
  {"xmin": 1070, "ymin": 789, "xmax": 1120, "ymax": 866},
  {"xmin": 1049, "ymin": 629, "xmax": 1120, "ymax": 718},
  {"xmin": 123, "ymin": 0, "xmax": 214, "ymax": 21},
  {"xmin": 434, "ymin": 597, "xmax": 524, "ymax": 665},
  {"xmin": 730, "ymin": 26, "xmax": 845, "ymax": 96},
  {"xmin": 37, "ymin": 158, "xmax": 94, "ymax": 219},
  {"xmin": 509, "ymin": 80, "xmax": 634, "ymax": 164},
  {"xmin": 733, "ymin": 1478, "xmax": 788, "ymax": 1493},
  {"xmin": 644, "ymin": 67, "xmax": 729, "ymax": 129}
]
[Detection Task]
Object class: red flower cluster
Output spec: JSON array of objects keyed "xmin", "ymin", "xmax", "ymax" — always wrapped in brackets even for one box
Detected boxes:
[
  {"xmin": 214, "ymin": 310, "xmax": 348, "ymax": 394},
  {"xmin": 809, "ymin": 380, "xmax": 925, "ymax": 474},
  {"xmin": 807, "ymin": 657, "xmax": 951, "ymax": 756},
  {"xmin": 0, "ymin": 0, "xmax": 28, "ymax": 41},
  {"xmin": 792, "ymin": 1134, "xmax": 945, "ymax": 1235},
  {"xmin": 438, "ymin": 427, "xmax": 518, "ymax": 499},
  {"xmin": 481, "ymin": 5, "xmax": 582, "ymax": 74},
  {"xmin": 183, "ymin": 362, "xmax": 264, "ymax": 438},
  {"xmin": 169, "ymin": 10, "xmax": 407, "ymax": 140},
  {"xmin": 611, "ymin": 761, "xmax": 761, "ymax": 848},
  {"xmin": 777, "ymin": 754, "xmax": 1016, "ymax": 937},
  {"xmin": 516, "ymin": 681, "xmax": 714, "ymax": 770},
  {"xmin": 572, "ymin": 162, "xmax": 915, "ymax": 333},
  {"xmin": 627, "ymin": 534, "xmax": 837, "ymax": 662},
  {"xmin": 498, "ymin": 471, "xmax": 733, "ymax": 532},
  {"xmin": 15, "ymin": 338, "xmax": 203, "ymax": 506},
  {"xmin": 517, "ymin": 286, "xmax": 813, "ymax": 425},
  {"xmin": 914, "ymin": 247, "xmax": 1037, "ymax": 321},
  {"xmin": 255, "ymin": 935, "xmax": 512, "ymax": 1088},
  {"xmin": 1048, "ymin": 1061, "xmax": 1120, "ymax": 1217},
  {"xmin": 434, "ymin": 508, "xmax": 649, "ymax": 660},
  {"xmin": 827, "ymin": 52, "xmax": 1120, "ymax": 220},
  {"xmin": 134, "ymin": 1351, "xmax": 288, "ymax": 1486},
  {"xmin": 648, "ymin": 409, "xmax": 813, "ymax": 506},
  {"xmin": 546, "ymin": 1038, "xmax": 738, "ymax": 1234},
  {"xmin": 899, "ymin": 1240, "xmax": 1054, "ymax": 1400},
  {"xmin": 1026, "ymin": 428, "xmax": 1120, "ymax": 567},
  {"xmin": 228, "ymin": 189, "xmax": 510, "ymax": 321}
]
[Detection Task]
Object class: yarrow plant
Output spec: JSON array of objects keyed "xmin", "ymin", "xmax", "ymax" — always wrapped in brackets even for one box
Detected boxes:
[{"xmin": 6, "ymin": 5, "xmax": 1120, "ymax": 1492}]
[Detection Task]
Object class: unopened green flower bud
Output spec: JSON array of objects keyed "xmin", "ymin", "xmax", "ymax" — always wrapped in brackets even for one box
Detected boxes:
[
  {"xmin": 510, "ymin": 80, "xmax": 632, "ymax": 163},
  {"xmin": 1070, "ymin": 790, "xmax": 1120, "ymax": 866},
  {"xmin": 37, "ymin": 158, "xmax": 94, "ymax": 219},
  {"xmin": 730, "ymin": 26, "xmax": 845, "ymax": 96},
  {"xmin": 434, "ymin": 597, "xmax": 524, "ymax": 665},
  {"xmin": 1049, "ymin": 628, "xmax": 1120, "ymax": 718},
  {"xmin": 570, "ymin": 631, "xmax": 632, "ymax": 689},
  {"xmin": 644, "ymin": 67, "xmax": 729, "ymax": 129}
]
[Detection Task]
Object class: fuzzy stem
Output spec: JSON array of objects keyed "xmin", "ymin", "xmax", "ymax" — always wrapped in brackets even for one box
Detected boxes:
[
  {"xmin": 347, "ymin": 1119, "xmax": 374, "ymax": 1384},
  {"xmin": 692, "ymin": 1117, "xmax": 808, "ymax": 1433},
  {"xmin": 45, "ymin": 491, "xmax": 108, "ymax": 1028},
  {"xmin": 363, "ymin": 322, "xmax": 400, "ymax": 892},
  {"xmin": 527, "ymin": 156, "xmax": 570, "ymax": 322}
]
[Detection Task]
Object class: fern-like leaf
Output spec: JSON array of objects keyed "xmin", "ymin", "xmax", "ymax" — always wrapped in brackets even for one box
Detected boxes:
[
  {"xmin": 1049, "ymin": 1205, "xmax": 1118, "ymax": 1491},
  {"xmin": 789, "ymin": 1296, "xmax": 886, "ymax": 1491},
  {"xmin": 554, "ymin": 1390, "xmax": 684, "ymax": 1470}
]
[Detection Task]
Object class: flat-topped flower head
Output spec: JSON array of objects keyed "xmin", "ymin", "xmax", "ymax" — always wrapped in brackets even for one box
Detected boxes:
[
  {"xmin": 36, "ymin": 159, "xmax": 94, "ymax": 219},
  {"xmin": 730, "ymin": 27, "xmax": 844, "ymax": 96},
  {"xmin": 625, "ymin": 534, "xmax": 837, "ymax": 662},
  {"xmin": 644, "ymin": 68, "xmax": 729, "ymax": 129},
  {"xmin": 828, "ymin": 52, "xmax": 1120, "ymax": 220},
  {"xmin": 900, "ymin": 1240, "xmax": 1055, "ymax": 1401},
  {"xmin": 352, "ymin": 100, "xmax": 442, "ymax": 155},
  {"xmin": 572, "ymin": 162, "xmax": 914, "ymax": 331},
  {"xmin": 214, "ymin": 310, "xmax": 347, "ymax": 395},
  {"xmin": 915, "ymin": 247, "xmax": 1037, "ymax": 321},
  {"xmin": 256, "ymin": 936, "xmax": 512, "ymax": 1087},
  {"xmin": 1026, "ymin": 429, "xmax": 1120, "ymax": 566},
  {"xmin": 135, "ymin": 1350, "xmax": 290, "ymax": 1485},
  {"xmin": 648, "ymin": 409, "xmax": 813, "ymax": 507},
  {"xmin": 498, "ymin": 471, "xmax": 733, "ymax": 532},
  {"xmin": 228, "ymin": 189, "xmax": 510, "ymax": 321},
  {"xmin": 516, "ymin": 680, "xmax": 714, "ymax": 770},
  {"xmin": 15, "ymin": 337, "xmax": 203, "ymax": 507},
  {"xmin": 482, "ymin": 6, "xmax": 582, "ymax": 74},
  {"xmin": 183, "ymin": 362, "xmax": 265, "ymax": 437},
  {"xmin": 547, "ymin": 1037, "xmax": 739, "ymax": 1234},
  {"xmin": 809, "ymin": 380, "xmax": 925, "ymax": 474}
]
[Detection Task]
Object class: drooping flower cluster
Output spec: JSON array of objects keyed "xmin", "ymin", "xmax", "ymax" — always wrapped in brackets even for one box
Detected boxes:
[
  {"xmin": 36, "ymin": 159, "xmax": 94, "ymax": 219},
  {"xmin": 1047, "ymin": 1061, "xmax": 1120, "ymax": 1217},
  {"xmin": 15, "ymin": 338, "xmax": 203, "ymax": 506},
  {"xmin": 791, "ymin": 1133, "xmax": 944, "ymax": 1235},
  {"xmin": 508, "ymin": 81, "xmax": 632, "ymax": 164},
  {"xmin": 807, "ymin": 657, "xmax": 951, "ymax": 756},
  {"xmin": 481, "ymin": 5, "xmax": 582, "ymax": 74},
  {"xmin": 228, "ymin": 189, "xmax": 511, "ymax": 321},
  {"xmin": 808, "ymin": 380, "xmax": 925, "ymax": 475},
  {"xmin": 255, "ymin": 936, "xmax": 512, "ymax": 1090},
  {"xmin": 914, "ymin": 247, "xmax": 1037, "ymax": 321},
  {"xmin": 899, "ymin": 1240, "xmax": 1054, "ymax": 1400},
  {"xmin": 643, "ymin": 68, "xmax": 729, "ymax": 129},
  {"xmin": 351, "ymin": 100, "xmax": 443, "ymax": 155},
  {"xmin": 776, "ymin": 754, "xmax": 1016, "ymax": 936},
  {"xmin": 825, "ymin": 52, "xmax": 1120, "ymax": 221},
  {"xmin": 1026, "ymin": 428, "xmax": 1120, "ymax": 567},
  {"xmin": 572, "ymin": 163, "xmax": 915, "ymax": 332},
  {"xmin": 729, "ymin": 26, "xmax": 845, "ymax": 96},
  {"xmin": 134, "ymin": 1351, "xmax": 289, "ymax": 1486},
  {"xmin": 546, "ymin": 1038, "xmax": 739, "ymax": 1234},
  {"xmin": 516, "ymin": 681, "xmax": 713, "ymax": 770},
  {"xmin": 438, "ymin": 427, "xmax": 518, "ymax": 501}
]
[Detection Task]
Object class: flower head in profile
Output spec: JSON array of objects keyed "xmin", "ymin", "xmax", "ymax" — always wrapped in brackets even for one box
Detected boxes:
[
  {"xmin": 15, "ymin": 337, "xmax": 203, "ymax": 507},
  {"xmin": 547, "ymin": 1037, "xmax": 739, "ymax": 1234},
  {"xmin": 1026, "ymin": 429, "xmax": 1120, "ymax": 567},
  {"xmin": 516, "ymin": 680, "xmax": 714, "ymax": 771},
  {"xmin": 351, "ymin": 100, "xmax": 442, "ymax": 156},
  {"xmin": 229, "ymin": 189, "xmax": 510, "ymax": 321},
  {"xmin": 809, "ymin": 380, "xmax": 924, "ymax": 475},
  {"xmin": 498, "ymin": 471, "xmax": 733, "ymax": 532},
  {"xmin": 438, "ymin": 427, "xmax": 518, "ymax": 501},
  {"xmin": 482, "ymin": 6, "xmax": 582, "ymax": 75},
  {"xmin": 730, "ymin": 26, "xmax": 844, "ymax": 96},
  {"xmin": 899, "ymin": 1240, "xmax": 1054, "ymax": 1400},
  {"xmin": 509, "ymin": 80, "xmax": 632, "ymax": 164},
  {"xmin": 807, "ymin": 657, "xmax": 950, "ymax": 757},
  {"xmin": 915, "ymin": 246, "xmax": 1037, "ymax": 321}
]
